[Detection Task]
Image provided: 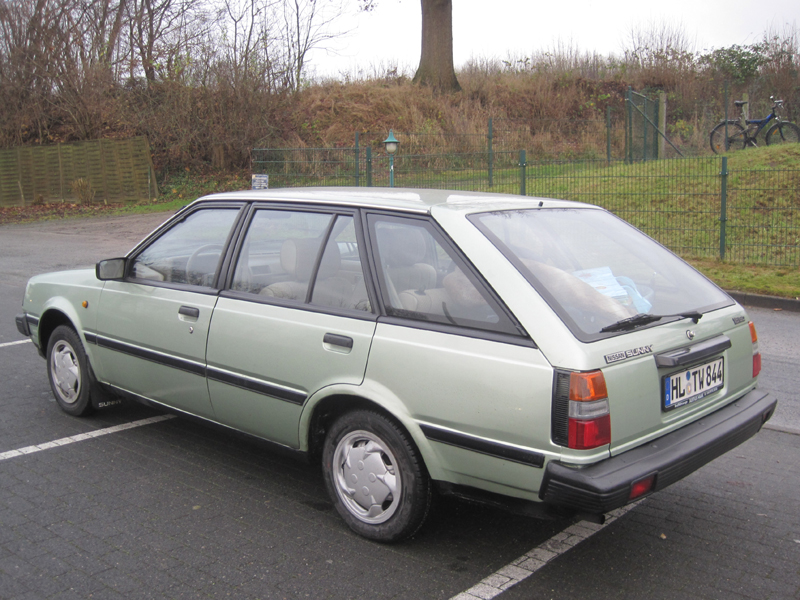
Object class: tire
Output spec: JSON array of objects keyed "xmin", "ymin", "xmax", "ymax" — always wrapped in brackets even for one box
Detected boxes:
[
  {"xmin": 765, "ymin": 121, "xmax": 800, "ymax": 146},
  {"xmin": 322, "ymin": 410, "xmax": 431, "ymax": 543},
  {"xmin": 46, "ymin": 325, "xmax": 94, "ymax": 417},
  {"xmin": 710, "ymin": 121, "xmax": 746, "ymax": 154}
]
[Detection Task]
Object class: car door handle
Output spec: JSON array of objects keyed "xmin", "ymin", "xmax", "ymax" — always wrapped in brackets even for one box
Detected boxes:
[
  {"xmin": 179, "ymin": 306, "xmax": 200, "ymax": 318},
  {"xmin": 323, "ymin": 333, "xmax": 353, "ymax": 349}
]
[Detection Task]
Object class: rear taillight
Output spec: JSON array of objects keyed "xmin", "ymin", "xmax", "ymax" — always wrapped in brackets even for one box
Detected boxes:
[
  {"xmin": 566, "ymin": 371, "xmax": 611, "ymax": 450},
  {"xmin": 749, "ymin": 321, "xmax": 761, "ymax": 378}
]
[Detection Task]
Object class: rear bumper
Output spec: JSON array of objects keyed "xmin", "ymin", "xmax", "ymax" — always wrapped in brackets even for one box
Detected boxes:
[{"xmin": 539, "ymin": 389, "xmax": 777, "ymax": 515}]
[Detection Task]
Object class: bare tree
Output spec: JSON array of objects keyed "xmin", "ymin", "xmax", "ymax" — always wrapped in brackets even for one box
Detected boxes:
[
  {"xmin": 279, "ymin": 0, "xmax": 349, "ymax": 91},
  {"xmin": 125, "ymin": 0, "xmax": 209, "ymax": 83}
]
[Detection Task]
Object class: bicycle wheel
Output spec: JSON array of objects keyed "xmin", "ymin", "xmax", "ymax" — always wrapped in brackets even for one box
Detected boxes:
[
  {"xmin": 710, "ymin": 121, "xmax": 746, "ymax": 154},
  {"xmin": 765, "ymin": 121, "xmax": 800, "ymax": 146}
]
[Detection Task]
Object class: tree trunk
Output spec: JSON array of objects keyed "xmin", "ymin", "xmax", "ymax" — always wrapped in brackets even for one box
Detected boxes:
[{"xmin": 412, "ymin": 0, "xmax": 460, "ymax": 92}]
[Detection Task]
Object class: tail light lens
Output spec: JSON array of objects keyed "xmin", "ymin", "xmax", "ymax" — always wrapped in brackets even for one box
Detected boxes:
[
  {"xmin": 567, "ymin": 371, "xmax": 611, "ymax": 450},
  {"xmin": 629, "ymin": 474, "xmax": 656, "ymax": 500},
  {"xmin": 749, "ymin": 321, "xmax": 761, "ymax": 378}
]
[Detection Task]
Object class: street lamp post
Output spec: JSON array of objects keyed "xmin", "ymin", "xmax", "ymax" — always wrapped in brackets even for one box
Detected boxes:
[{"xmin": 383, "ymin": 130, "xmax": 399, "ymax": 188}]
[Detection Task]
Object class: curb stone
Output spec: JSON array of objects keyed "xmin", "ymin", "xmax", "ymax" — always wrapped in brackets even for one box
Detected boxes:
[{"xmin": 727, "ymin": 290, "xmax": 800, "ymax": 312}]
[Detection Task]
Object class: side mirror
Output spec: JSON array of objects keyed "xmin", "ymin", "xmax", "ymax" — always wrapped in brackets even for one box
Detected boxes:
[{"xmin": 96, "ymin": 258, "xmax": 126, "ymax": 281}]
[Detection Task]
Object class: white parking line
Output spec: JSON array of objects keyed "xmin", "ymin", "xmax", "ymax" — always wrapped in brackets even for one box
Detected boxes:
[
  {"xmin": 0, "ymin": 415, "xmax": 176, "ymax": 462},
  {"xmin": 0, "ymin": 339, "xmax": 32, "ymax": 348},
  {"xmin": 450, "ymin": 502, "xmax": 639, "ymax": 600}
]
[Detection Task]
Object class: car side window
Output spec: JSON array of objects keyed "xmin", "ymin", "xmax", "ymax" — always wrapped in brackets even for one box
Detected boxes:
[
  {"xmin": 369, "ymin": 215, "xmax": 520, "ymax": 335},
  {"xmin": 232, "ymin": 211, "xmax": 371, "ymax": 312},
  {"xmin": 231, "ymin": 209, "xmax": 332, "ymax": 300},
  {"xmin": 310, "ymin": 216, "xmax": 371, "ymax": 312},
  {"xmin": 130, "ymin": 208, "xmax": 239, "ymax": 286}
]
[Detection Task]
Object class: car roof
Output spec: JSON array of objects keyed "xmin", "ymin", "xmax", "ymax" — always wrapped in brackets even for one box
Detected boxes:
[{"xmin": 194, "ymin": 187, "xmax": 595, "ymax": 215}]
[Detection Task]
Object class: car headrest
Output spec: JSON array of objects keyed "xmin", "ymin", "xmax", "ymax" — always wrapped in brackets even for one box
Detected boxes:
[
  {"xmin": 380, "ymin": 227, "xmax": 427, "ymax": 267},
  {"xmin": 281, "ymin": 238, "xmax": 340, "ymax": 282}
]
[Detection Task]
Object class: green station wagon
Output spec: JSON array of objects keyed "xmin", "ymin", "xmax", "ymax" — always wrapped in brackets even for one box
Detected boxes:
[{"xmin": 16, "ymin": 188, "xmax": 776, "ymax": 542}]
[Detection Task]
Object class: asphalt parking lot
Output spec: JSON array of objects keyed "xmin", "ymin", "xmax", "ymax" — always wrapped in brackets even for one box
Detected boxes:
[{"xmin": 1, "ymin": 213, "xmax": 799, "ymax": 600}]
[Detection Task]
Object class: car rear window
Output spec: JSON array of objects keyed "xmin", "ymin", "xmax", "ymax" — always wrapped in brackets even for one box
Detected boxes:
[{"xmin": 470, "ymin": 208, "xmax": 733, "ymax": 340}]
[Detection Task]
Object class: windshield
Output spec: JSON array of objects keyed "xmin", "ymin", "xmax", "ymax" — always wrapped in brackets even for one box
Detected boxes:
[{"xmin": 470, "ymin": 208, "xmax": 732, "ymax": 340}]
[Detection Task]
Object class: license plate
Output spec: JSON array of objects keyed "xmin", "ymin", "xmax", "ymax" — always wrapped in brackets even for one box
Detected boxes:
[{"xmin": 662, "ymin": 357, "xmax": 724, "ymax": 411}]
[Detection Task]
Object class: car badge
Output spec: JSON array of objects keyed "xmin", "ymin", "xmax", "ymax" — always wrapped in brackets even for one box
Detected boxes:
[
  {"xmin": 604, "ymin": 345, "xmax": 653, "ymax": 364},
  {"xmin": 686, "ymin": 330, "xmax": 696, "ymax": 340}
]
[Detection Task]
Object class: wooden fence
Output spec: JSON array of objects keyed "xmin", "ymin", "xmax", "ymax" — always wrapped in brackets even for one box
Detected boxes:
[{"xmin": 0, "ymin": 137, "xmax": 158, "ymax": 207}]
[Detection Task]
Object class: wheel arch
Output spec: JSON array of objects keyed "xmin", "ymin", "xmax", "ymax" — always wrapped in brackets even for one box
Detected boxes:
[
  {"xmin": 301, "ymin": 387, "xmax": 445, "ymax": 481},
  {"xmin": 38, "ymin": 308, "xmax": 77, "ymax": 356}
]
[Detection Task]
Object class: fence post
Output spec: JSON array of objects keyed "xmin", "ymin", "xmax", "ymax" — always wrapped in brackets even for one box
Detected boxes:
[
  {"xmin": 724, "ymin": 81, "xmax": 729, "ymax": 149},
  {"xmin": 742, "ymin": 92, "xmax": 749, "ymax": 124},
  {"xmin": 606, "ymin": 106, "xmax": 612, "ymax": 164},
  {"xmin": 719, "ymin": 156, "xmax": 728, "ymax": 261},
  {"xmin": 519, "ymin": 150, "xmax": 527, "ymax": 196},
  {"xmin": 642, "ymin": 96, "xmax": 649, "ymax": 161},
  {"xmin": 658, "ymin": 92, "xmax": 667, "ymax": 159},
  {"xmin": 355, "ymin": 132, "xmax": 360, "ymax": 187},
  {"xmin": 488, "ymin": 118, "xmax": 494, "ymax": 188},
  {"xmin": 366, "ymin": 147, "xmax": 372, "ymax": 187},
  {"xmin": 625, "ymin": 87, "xmax": 632, "ymax": 164}
]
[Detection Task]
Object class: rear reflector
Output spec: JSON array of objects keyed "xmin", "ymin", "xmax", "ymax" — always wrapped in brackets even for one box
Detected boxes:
[{"xmin": 630, "ymin": 474, "xmax": 656, "ymax": 500}]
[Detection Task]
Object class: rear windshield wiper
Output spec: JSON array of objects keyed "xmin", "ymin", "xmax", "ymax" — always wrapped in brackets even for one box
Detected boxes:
[{"xmin": 600, "ymin": 311, "xmax": 702, "ymax": 333}]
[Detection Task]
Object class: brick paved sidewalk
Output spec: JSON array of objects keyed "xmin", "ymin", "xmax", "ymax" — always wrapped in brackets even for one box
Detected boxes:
[{"xmin": 499, "ymin": 428, "xmax": 800, "ymax": 600}]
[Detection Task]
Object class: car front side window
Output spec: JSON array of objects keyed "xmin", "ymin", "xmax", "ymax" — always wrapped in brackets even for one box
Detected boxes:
[{"xmin": 130, "ymin": 208, "xmax": 239, "ymax": 286}]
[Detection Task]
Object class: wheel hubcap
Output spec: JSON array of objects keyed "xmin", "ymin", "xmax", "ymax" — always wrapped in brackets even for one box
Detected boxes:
[
  {"xmin": 51, "ymin": 341, "xmax": 81, "ymax": 404},
  {"xmin": 333, "ymin": 430, "xmax": 400, "ymax": 524}
]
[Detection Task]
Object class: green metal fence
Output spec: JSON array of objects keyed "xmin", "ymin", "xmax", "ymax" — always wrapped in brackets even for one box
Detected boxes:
[
  {"xmin": 625, "ymin": 88, "xmax": 660, "ymax": 162},
  {"xmin": 251, "ymin": 148, "xmax": 800, "ymax": 267}
]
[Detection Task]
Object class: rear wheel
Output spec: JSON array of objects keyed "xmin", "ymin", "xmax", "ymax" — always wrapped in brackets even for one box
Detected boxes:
[
  {"xmin": 46, "ymin": 325, "xmax": 94, "ymax": 416},
  {"xmin": 765, "ymin": 121, "xmax": 800, "ymax": 146},
  {"xmin": 322, "ymin": 410, "xmax": 431, "ymax": 542},
  {"xmin": 710, "ymin": 121, "xmax": 746, "ymax": 154}
]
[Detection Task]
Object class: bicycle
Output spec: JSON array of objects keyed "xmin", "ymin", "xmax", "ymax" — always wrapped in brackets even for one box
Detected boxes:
[{"xmin": 710, "ymin": 97, "xmax": 800, "ymax": 154}]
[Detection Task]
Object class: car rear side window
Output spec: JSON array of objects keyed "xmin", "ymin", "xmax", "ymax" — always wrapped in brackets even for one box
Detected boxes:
[
  {"xmin": 369, "ymin": 215, "xmax": 521, "ymax": 336},
  {"xmin": 231, "ymin": 209, "xmax": 332, "ymax": 300},
  {"xmin": 231, "ymin": 211, "xmax": 371, "ymax": 312},
  {"xmin": 310, "ymin": 216, "xmax": 371, "ymax": 312}
]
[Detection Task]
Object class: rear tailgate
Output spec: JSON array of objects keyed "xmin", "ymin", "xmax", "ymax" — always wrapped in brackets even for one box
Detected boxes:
[{"xmin": 603, "ymin": 306, "xmax": 758, "ymax": 456}]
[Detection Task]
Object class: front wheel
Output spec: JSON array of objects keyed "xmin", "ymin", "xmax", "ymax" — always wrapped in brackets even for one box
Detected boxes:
[
  {"xmin": 322, "ymin": 410, "xmax": 431, "ymax": 542},
  {"xmin": 46, "ymin": 325, "xmax": 94, "ymax": 416},
  {"xmin": 710, "ymin": 121, "xmax": 746, "ymax": 154},
  {"xmin": 765, "ymin": 121, "xmax": 800, "ymax": 146}
]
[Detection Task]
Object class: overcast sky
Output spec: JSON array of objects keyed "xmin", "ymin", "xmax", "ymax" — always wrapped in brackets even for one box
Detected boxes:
[{"xmin": 307, "ymin": 0, "xmax": 800, "ymax": 79}]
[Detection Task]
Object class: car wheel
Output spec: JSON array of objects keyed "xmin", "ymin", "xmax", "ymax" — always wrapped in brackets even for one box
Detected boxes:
[
  {"xmin": 322, "ymin": 410, "xmax": 431, "ymax": 542},
  {"xmin": 46, "ymin": 325, "xmax": 94, "ymax": 417}
]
